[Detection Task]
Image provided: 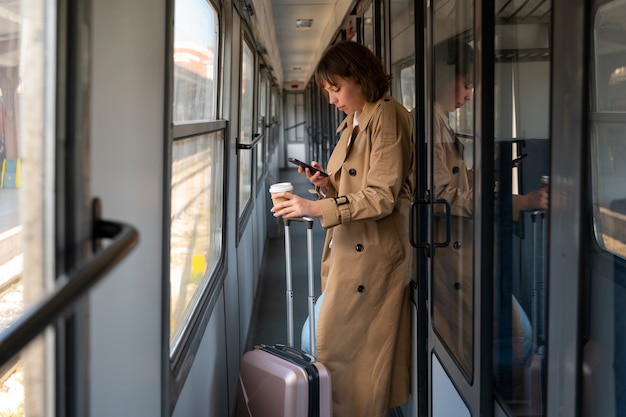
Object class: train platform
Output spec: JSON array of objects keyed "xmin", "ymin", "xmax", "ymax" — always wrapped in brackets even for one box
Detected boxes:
[
  {"xmin": 0, "ymin": 189, "xmax": 19, "ymax": 235},
  {"xmin": 0, "ymin": 188, "xmax": 21, "ymax": 289}
]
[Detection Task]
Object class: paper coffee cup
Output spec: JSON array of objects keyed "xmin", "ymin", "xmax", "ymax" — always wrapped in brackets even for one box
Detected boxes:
[{"xmin": 269, "ymin": 182, "xmax": 293, "ymax": 206}]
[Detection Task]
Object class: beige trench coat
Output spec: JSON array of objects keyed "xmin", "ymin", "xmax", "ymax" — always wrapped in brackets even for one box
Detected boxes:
[{"xmin": 315, "ymin": 94, "xmax": 415, "ymax": 417}]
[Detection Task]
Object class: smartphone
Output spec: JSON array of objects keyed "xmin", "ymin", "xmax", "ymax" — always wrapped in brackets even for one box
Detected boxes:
[{"xmin": 288, "ymin": 157, "xmax": 329, "ymax": 177}]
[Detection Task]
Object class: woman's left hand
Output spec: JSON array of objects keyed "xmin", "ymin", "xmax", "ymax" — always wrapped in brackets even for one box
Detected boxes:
[{"xmin": 271, "ymin": 193, "xmax": 322, "ymax": 219}]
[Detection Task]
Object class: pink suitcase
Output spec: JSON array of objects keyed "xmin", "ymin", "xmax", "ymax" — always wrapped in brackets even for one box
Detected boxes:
[{"xmin": 237, "ymin": 217, "xmax": 332, "ymax": 417}]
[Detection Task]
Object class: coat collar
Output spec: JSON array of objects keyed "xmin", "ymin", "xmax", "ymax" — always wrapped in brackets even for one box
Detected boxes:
[
  {"xmin": 328, "ymin": 94, "xmax": 392, "ymax": 173},
  {"xmin": 335, "ymin": 93, "xmax": 391, "ymax": 134}
]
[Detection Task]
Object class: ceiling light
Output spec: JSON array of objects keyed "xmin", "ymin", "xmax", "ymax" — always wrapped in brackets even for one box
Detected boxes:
[{"xmin": 296, "ymin": 19, "xmax": 313, "ymax": 30}]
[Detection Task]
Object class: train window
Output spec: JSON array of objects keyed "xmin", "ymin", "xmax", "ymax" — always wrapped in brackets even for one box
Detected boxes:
[
  {"xmin": 284, "ymin": 94, "xmax": 302, "ymax": 144},
  {"xmin": 170, "ymin": 0, "xmax": 224, "ymax": 350},
  {"xmin": 0, "ymin": 0, "xmax": 55, "ymax": 413},
  {"xmin": 492, "ymin": 1, "xmax": 551, "ymax": 415},
  {"xmin": 591, "ymin": 0, "xmax": 626, "ymax": 257},
  {"xmin": 238, "ymin": 38, "xmax": 254, "ymax": 219},
  {"xmin": 586, "ymin": 1, "xmax": 626, "ymax": 415},
  {"xmin": 172, "ymin": 0, "xmax": 219, "ymax": 122},
  {"xmin": 390, "ymin": 0, "xmax": 416, "ymax": 111},
  {"xmin": 169, "ymin": 132, "xmax": 224, "ymax": 345},
  {"xmin": 431, "ymin": 0, "xmax": 475, "ymax": 380},
  {"xmin": 399, "ymin": 63, "xmax": 415, "ymax": 111},
  {"xmin": 269, "ymin": 88, "xmax": 279, "ymax": 158},
  {"xmin": 256, "ymin": 71, "xmax": 268, "ymax": 185},
  {"xmin": 0, "ymin": 0, "xmax": 64, "ymax": 416},
  {"xmin": 363, "ymin": 1, "xmax": 374, "ymax": 53}
]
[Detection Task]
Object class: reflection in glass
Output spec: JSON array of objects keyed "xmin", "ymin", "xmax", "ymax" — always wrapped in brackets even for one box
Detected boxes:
[
  {"xmin": 170, "ymin": 133, "xmax": 224, "ymax": 346},
  {"xmin": 431, "ymin": 32, "xmax": 475, "ymax": 379},
  {"xmin": 492, "ymin": 1, "xmax": 551, "ymax": 415}
]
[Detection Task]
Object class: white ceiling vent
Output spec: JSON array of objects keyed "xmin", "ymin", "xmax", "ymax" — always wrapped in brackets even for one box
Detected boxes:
[{"xmin": 296, "ymin": 19, "xmax": 313, "ymax": 30}]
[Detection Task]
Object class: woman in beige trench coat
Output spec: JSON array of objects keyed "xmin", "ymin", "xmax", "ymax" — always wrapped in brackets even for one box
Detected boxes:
[{"xmin": 271, "ymin": 41, "xmax": 415, "ymax": 417}]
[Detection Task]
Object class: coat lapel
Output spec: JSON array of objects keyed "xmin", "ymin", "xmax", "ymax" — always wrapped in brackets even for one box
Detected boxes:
[{"xmin": 333, "ymin": 95, "xmax": 389, "ymax": 163}]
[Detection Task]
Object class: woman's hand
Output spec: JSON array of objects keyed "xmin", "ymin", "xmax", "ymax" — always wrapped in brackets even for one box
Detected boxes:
[
  {"xmin": 519, "ymin": 186, "xmax": 549, "ymax": 212},
  {"xmin": 298, "ymin": 161, "xmax": 330, "ymax": 190},
  {"xmin": 271, "ymin": 193, "xmax": 322, "ymax": 219}
]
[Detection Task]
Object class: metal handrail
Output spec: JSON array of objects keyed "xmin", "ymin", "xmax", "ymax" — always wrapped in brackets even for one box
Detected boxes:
[
  {"xmin": 236, "ymin": 133, "xmax": 264, "ymax": 150},
  {"xmin": 0, "ymin": 219, "xmax": 139, "ymax": 365}
]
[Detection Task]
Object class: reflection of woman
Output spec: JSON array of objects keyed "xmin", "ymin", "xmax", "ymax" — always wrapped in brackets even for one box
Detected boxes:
[
  {"xmin": 431, "ymin": 37, "xmax": 475, "ymax": 373},
  {"xmin": 432, "ymin": 36, "xmax": 548, "ymax": 389},
  {"xmin": 271, "ymin": 41, "xmax": 414, "ymax": 417}
]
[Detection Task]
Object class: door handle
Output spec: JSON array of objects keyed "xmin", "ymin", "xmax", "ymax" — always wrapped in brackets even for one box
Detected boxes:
[{"xmin": 0, "ymin": 215, "xmax": 138, "ymax": 366}]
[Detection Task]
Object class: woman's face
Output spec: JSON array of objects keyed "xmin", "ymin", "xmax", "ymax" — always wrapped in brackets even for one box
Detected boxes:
[
  {"xmin": 440, "ymin": 75, "xmax": 474, "ymax": 112},
  {"xmin": 323, "ymin": 76, "xmax": 366, "ymax": 115}
]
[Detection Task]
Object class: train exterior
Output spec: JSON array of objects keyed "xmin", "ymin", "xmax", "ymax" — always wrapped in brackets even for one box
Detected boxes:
[{"xmin": 0, "ymin": 0, "xmax": 624, "ymax": 416}]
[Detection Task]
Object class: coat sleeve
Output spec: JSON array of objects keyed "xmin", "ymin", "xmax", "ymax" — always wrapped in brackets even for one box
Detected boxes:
[{"xmin": 320, "ymin": 101, "xmax": 413, "ymax": 228}]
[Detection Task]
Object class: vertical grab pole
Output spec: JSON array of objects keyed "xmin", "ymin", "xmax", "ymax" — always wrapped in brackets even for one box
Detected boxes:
[
  {"xmin": 303, "ymin": 217, "xmax": 317, "ymax": 358},
  {"xmin": 531, "ymin": 211, "xmax": 539, "ymax": 345},
  {"xmin": 539, "ymin": 175, "xmax": 549, "ymax": 342},
  {"xmin": 284, "ymin": 220, "xmax": 295, "ymax": 347}
]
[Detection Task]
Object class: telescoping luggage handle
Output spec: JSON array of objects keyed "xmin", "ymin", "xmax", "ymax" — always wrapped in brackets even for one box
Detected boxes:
[{"xmin": 284, "ymin": 217, "xmax": 317, "ymax": 358}]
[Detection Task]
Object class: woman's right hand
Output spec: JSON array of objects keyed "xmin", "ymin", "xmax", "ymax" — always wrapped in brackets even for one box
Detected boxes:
[{"xmin": 299, "ymin": 160, "xmax": 330, "ymax": 189}]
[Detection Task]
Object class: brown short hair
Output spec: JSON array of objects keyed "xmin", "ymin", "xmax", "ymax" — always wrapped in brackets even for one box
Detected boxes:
[{"xmin": 314, "ymin": 41, "xmax": 391, "ymax": 102}]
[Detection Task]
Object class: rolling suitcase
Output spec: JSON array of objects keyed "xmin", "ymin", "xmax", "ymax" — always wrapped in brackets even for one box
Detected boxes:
[{"xmin": 237, "ymin": 217, "xmax": 332, "ymax": 417}]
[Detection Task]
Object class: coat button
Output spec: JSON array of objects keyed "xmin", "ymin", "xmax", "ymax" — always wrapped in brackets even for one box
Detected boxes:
[
  {"xmin": 452, "ymin": 166, "xmax": 459, "ymax": 174},
  {"xmin": 358, "ymin": 285, "xmax": 365, "ymax": 293},
  {"xmin": 454, "ymin": 282, "xmax": 462, "ymax": 290},
  {"xmin": 453, "ymin": 241, "xmax": 462, "ymax": 249},
  {"xmin": 355, "ymin": 243, "xmax": 364, "ymax": 252},
  {"xmin": 349, "ymin": 168, "xmax": 357, "ymax": 176}
]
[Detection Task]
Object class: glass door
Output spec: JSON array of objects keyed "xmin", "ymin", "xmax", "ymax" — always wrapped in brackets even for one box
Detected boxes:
[
  {"xmin": 428, "ymin": 0, "xmax": 478, "ymax": 415},
  {"xmin": 426, "ymin": 1, "xmax": 553, "ymax": 416}
]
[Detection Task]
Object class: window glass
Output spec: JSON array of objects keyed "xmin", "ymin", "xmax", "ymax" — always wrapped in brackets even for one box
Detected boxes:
[
  {"xmin": 390, "ymin": 0, "xmax": 415, "ymax": 110},
  {"xmin": 400, "ymin": 64, "xmax": 415, "ymax": 110},
  {"xmin": 285, "ymin": 93, "xmax": 305, "ymax": 144},
  {"xmin": 173, "ymin": 0, "xmax": 219, "ymax": 122},
  {"xmin": 170, "ymin": 0, "xmax": 224, "ymax": 351},
  {"xmin": 256, "ymin": 72, "xmax": 267, "ymax": 183},
  {"xmin": 492, "ymin": 1, "xmax": 551, "ymax": 414},
  {"xmin": 238, "ymin": 39, "xmax": 254, "ymax": 217},
  {"xmin": 431, "ymin": 0, "xmax": 475, "ymax": 379},
  {"xmin": 169, "ymin": 132, "xmax": 224, "ymax": 346},
  {"xmin": 363, "ymin": 2, "xmax": 374, "ymax": 53},
  {"xmin": 1, "ymin": 0, "xmax": 52, "ymax": 414},
  {"xmin": 586, "ymin": 1, "xmax": 626, "ymax": 416},
  {"xmin": 591, "ymin": 0, "xmax": 626, "ymax": 255}
]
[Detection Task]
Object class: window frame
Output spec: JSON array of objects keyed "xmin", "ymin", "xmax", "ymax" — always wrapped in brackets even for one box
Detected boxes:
[{"xmin": 166, "ymin": 0, "xmax": 228, "ymax": 408}]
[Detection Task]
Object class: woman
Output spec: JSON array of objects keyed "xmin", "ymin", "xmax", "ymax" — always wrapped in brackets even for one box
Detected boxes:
[{"xmin": 271, "ymin": 41, "xmax": 415, "ymax": 417}]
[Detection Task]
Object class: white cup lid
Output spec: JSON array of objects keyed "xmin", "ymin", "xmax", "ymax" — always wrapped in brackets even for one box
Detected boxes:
[{"xmin": 269, "ymin": 182, "xmax": 293, "ymax": 193}]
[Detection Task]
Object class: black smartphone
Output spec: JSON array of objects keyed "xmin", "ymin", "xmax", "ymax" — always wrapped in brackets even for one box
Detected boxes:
[{"xmin": 288, "ymin": 157, "xmax": 329, "ymax": 177}]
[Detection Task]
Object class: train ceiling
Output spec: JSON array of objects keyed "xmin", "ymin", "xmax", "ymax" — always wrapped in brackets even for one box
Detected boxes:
[{"xmin": 249, "ymin": 0, "xmax": 355, "ymax": 92}]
